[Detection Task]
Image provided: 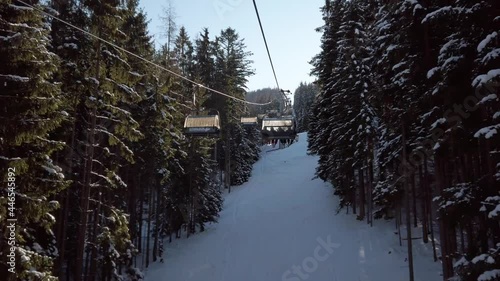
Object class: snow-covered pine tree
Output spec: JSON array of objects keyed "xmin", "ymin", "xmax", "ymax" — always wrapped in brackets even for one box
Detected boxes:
[
  {"xmin": 49, "ymin": 1, "xmax": 94, "ymax": 277},
  {"xmin": 309, "ymin": 1, "xmax": 498, "ymax": 280},
  {"xmin": 116, "ymin": 0, "xmax": 177, "ymax": 271},
  {"xmin": 308, "ymin": 0, "xmax": 345, "ymax": 156},
  {"xmin": 292, "ymin": 82, "xmax": 318, "ymax": 133},
  {"xmin": 210, "ymin": 28, "xmax": 256, "ymax": 189},
  {"xmin": 0, "ymin": 1, "xmax": 68, "ymax": 279},
  {"xmin": 193, "ymin": 144, "xmax": 223, "ymax": 232},
  {"xmin": 368, "ymin": 1, "xmax": 403, "ymax": 220},
  {"xmin": 194, "ymin": 28, "xmax": 214, "ymax": 89},
  {"xmin": 309, "ymin": 0, "xmax": 377, "ymax": 216},
  {"xmin": 421, "ymin": 0, "xmax": 500, "ymax": 279},
  {"xmin": 229, "ymin": 123, "xmax": 255, "ymax": 185},
  {"xmin": 172, "ymin": 26, "xmax": 195, "ymax": 109},
  {"xmin": 71, "ymin": 1, "xmax": 144, "ymax": 279},
  {"xmin": 471, "ymin": 9, "xmax": 500, "ymax": 281}
]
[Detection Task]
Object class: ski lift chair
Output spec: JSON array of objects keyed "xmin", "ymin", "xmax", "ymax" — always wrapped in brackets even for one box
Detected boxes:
[
  {"xmin": 261, "ymin": 116, "xmax": 296, "ymax": 142},
  {"xmin": 184, "ymin": 111, "xmax": 221, "ymax": 138},
  {"xmin": 240, "ymin": 117, "xmax": 258, "ymax": 127}
]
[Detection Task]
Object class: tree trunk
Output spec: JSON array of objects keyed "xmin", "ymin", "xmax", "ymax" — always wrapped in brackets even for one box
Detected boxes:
[
  {"xmin": 369, "ymin": 160, "xmax": 374, "ymax": 227},
  {"xmin": 153, "ymin": 179, "xmax": 161, "ymax": 262},
  {"xmin": 75, "ymin": 101, "xmax": 97, "ymax": 281},
  {"xmin": 169, "ymin": 209, "xmax": 173, "ymax": 243},
  {"xmin": 145, "ymin": 178, "xmax": 154, "ymax": 268},
  {"xmin": 397, "ymin": 201, "xmax": 402, "ymax": 247},
  {"xmin": 429, "ymin": 201, "xmax": 438, "ymax": 262},
  {"xmin": 351, "ymin": 171, "xmax": 357, "ymax": 215},
  {"xmin": 127, "ymin": 165, "xmax": 138, "ymax": 268},
  {"xmin": 226, "ymin": 136, "xmax": 231, "ymax": 193},
  {"xmin": 449, "ymin": 225, "xmax": 458, "ymax": 264},
  {"xmin": 188, "ymin": 139, "xmax": 195, "ymax": 238},
  {"xmin": 402, "ymin": 125, "xmax": 415, "ymax": 281},
  {"xmin": 411, "ymin": 172, "xmax": 418, "ymax": 228},
  {"xmin": 358, "ymin": 167, "xmax": 365, "ymax": 221},
  {"xmin": 436, "ymin": 157, "xmax": 453, "ymax": 279},
  {"xmin": 56, "ymin": 100, "xmax": 78, "ymax": 278},
  {"xmin": 460, "ymin": 226, "xmax": 465, "ymax": 254},
  {"xmin": 365, "ymin": 161, "xmax": 370, "ymax": 225},
  {"xmin": 419, "ymin": 164, "xmax": 429, "ymax": 243},
  {"xmin": 87, "ymin": 191, "xmax": 102, "ymax": 281},
  {"xmin": 425, "ymin": 154, "xmax": 437, "ymax": 261},
  {"xmin": 476, "ymin": 142, "xmax": 491, "ymax": 252},
  {"xmin": 466, "ymin": 221, "xmax": 476, "ymax": 256},
  {"xmin": 138, "ymin": 171, "xmax": 144, "ymax": 267}
]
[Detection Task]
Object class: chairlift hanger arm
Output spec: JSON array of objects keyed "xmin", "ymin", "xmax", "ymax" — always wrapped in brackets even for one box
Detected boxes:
[
  {"xmin": 279, "ymin": 89, "xmax": 292, "ymax": 112},
  {"xmin": 280, "ymin": 89, "xmax": 291, "ymax": 102}
]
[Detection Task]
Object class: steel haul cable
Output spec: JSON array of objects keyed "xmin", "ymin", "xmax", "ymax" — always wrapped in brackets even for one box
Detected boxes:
[
  {"xmin": 252, "ymin": 0, "xmax": 292, "ymax": 110},
  {"xmin": 252, "ymin": 0, "xmax": 280, "ymax": 91}
]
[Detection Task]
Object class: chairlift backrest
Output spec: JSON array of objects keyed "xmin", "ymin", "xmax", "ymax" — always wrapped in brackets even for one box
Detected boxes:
[
  {"xmin": 261, "ymin": 116, "xmax": 296, "ymax": 140},
  {"xmin": 261, "ymin": 117, "xmax": 294, "ymax": 129},
  {"xmin": 184, "ymin": 114, "xmax": 221, "ymax": 137},
  {"xmin": 240, "ymin": 117, "xmax": 258, "ymax": 127}
]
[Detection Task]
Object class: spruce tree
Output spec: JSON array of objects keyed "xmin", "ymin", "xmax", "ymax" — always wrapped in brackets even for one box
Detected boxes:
[
  {"xmin": 71, "ymin": 1, "xmax": 143, "ymax": 279},
  {"xmin": 292, "ymin": 82, "xmax": 318, "ymax": 133},
  {"xmin": 0, "ymin": 1, "xmax": 68, "ymax": 279}
]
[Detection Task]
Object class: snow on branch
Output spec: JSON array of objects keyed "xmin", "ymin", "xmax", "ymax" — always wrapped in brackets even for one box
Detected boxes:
[
  {"xmin": 91, "ymin": 171, "xmax": 114, "ymax": 187},
  {"xmin": 474, "ymin": 124, "xmax": 500, "ymax": 139},
  {"xmin": 0, "ymin": 155, "xmax": 22, "ymax": 161},
  {"xmin": 102, "ymin": 49, "xmax": 130, "ymax": 68},
  {"xmin": 94, "ymin": 128, "xmax": 134, "ymax": 156},
  {"xmin": 473, "ymin": 69, "xmax": 500, "ymax": 87},
  {"xmin": 8, "ymin": 4, "xmax": 33, "ymax": 11},
  {"xmin": 421, "ymin": 5, "xmax": 479, "ymax": 24},
  {"xmin": 0, "ymin": 32, "xmax": 21, "ymax": 42},
  {"xmin": 478, "ymin": 32, "xmax": 498, "ymax": 53},
  {"xmin": 0, "ymin": 74, "xmax": 29, "ymax": 82},
  {"xmin": 112, "ymin": 171, "xmax": 127, "ymax": 187},
  {"xmin": 36, "ymin": 136, "xmax": 66, "ymax": 146},
  {"xmin": 478, "ymin": 94, "xmax": 498, "ymax": 105},
  {"xmin": 117, "ymin": 83, "xmax": 140, "ymax": 99},
  {"xmin": 103, "ymin": 103, "xmax": 132, "ymax": 116},
  {"xmin": 478, "ymin": 269, "xmax": 500, "ymax": 281},
  {"xmin": 481, "ymin": 48, "xmax": 500, "ymax": 65}
]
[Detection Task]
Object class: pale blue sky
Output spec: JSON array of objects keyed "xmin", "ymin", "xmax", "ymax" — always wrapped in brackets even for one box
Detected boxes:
[{"xmin": 139, "ymin": 0, "xmax": 324, "ymax": 92}]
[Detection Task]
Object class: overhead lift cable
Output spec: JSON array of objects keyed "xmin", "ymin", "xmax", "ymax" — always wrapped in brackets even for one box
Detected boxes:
[
  {"xmin": 252, "ymin": 0, "xmax": 280, "ymax": 91},
  {"xmin": 17, "ymin": 0, "xmax": 272, "ymax": 107},
  {"xmin": 252, "ymin": 0, "xmax": 297, "ymax": 146},
  {"xmin": 252, "ymin": 0, "xmax": 291, "ymax": 108}
]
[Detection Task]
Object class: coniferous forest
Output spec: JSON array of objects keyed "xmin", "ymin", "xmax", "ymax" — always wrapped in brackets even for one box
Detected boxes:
[
  {"xmin": 0, "ymin": 0, "xmax": 261, "ymax": 280},
  {"xmin": 0, "ymin": 0, "xmax": 499, "ymax": 281},
  {"xmin": 308, "ymin": 1, "xmax": 499, "ymax": 281}
]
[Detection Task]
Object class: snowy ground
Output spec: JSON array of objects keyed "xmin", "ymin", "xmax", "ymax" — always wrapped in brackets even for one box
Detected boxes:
[{"xmin": 144, "ymin": 132, "xmax": 442, "ymax": 281}]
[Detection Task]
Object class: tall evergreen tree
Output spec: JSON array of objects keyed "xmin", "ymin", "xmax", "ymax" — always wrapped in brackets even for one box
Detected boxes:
[
  {"xmin": 214, "ymin": 28, "xmax": 255, "ymax": 185},
  {"xmin": 293, "ymin": 82, "xmax": 318, "ymax": 132},
  {"xmin": 70, "ymin": 1, "xmax": 143, "ymax": 279},
  {"xmin": 309, "ymin": 0, "xmax": 499, "ymax": 280},
  {"xmin": 49, "ymin": 0, "xmax": 93, "ymax": 278},
  {"xmin": 0, "ymin": 1, "xmax": 68, "ymax": 279}
]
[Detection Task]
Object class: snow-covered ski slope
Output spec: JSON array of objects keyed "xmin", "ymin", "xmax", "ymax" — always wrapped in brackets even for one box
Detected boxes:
[{"xmin": 145, "ymin": 132, "xmax": 442, "ymax": 281}]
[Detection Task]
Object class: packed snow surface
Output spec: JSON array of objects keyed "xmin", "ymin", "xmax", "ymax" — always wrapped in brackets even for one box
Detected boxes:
[{"xmin": 145, "ymin": 133, "xmax": 442, "ymax": 281}]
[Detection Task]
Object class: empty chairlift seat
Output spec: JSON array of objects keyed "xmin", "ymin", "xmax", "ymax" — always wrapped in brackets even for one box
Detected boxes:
[
  {"xmin": 261, "ymin": 116, "xmax": 296, "ymax": 140},
  {"xmin": 184, "ymin": 114, "xmax": 221, "ymax": 137},
  {"xmin": 240, "ymin": 117, "xmax": 258, "ymax": 127}
]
